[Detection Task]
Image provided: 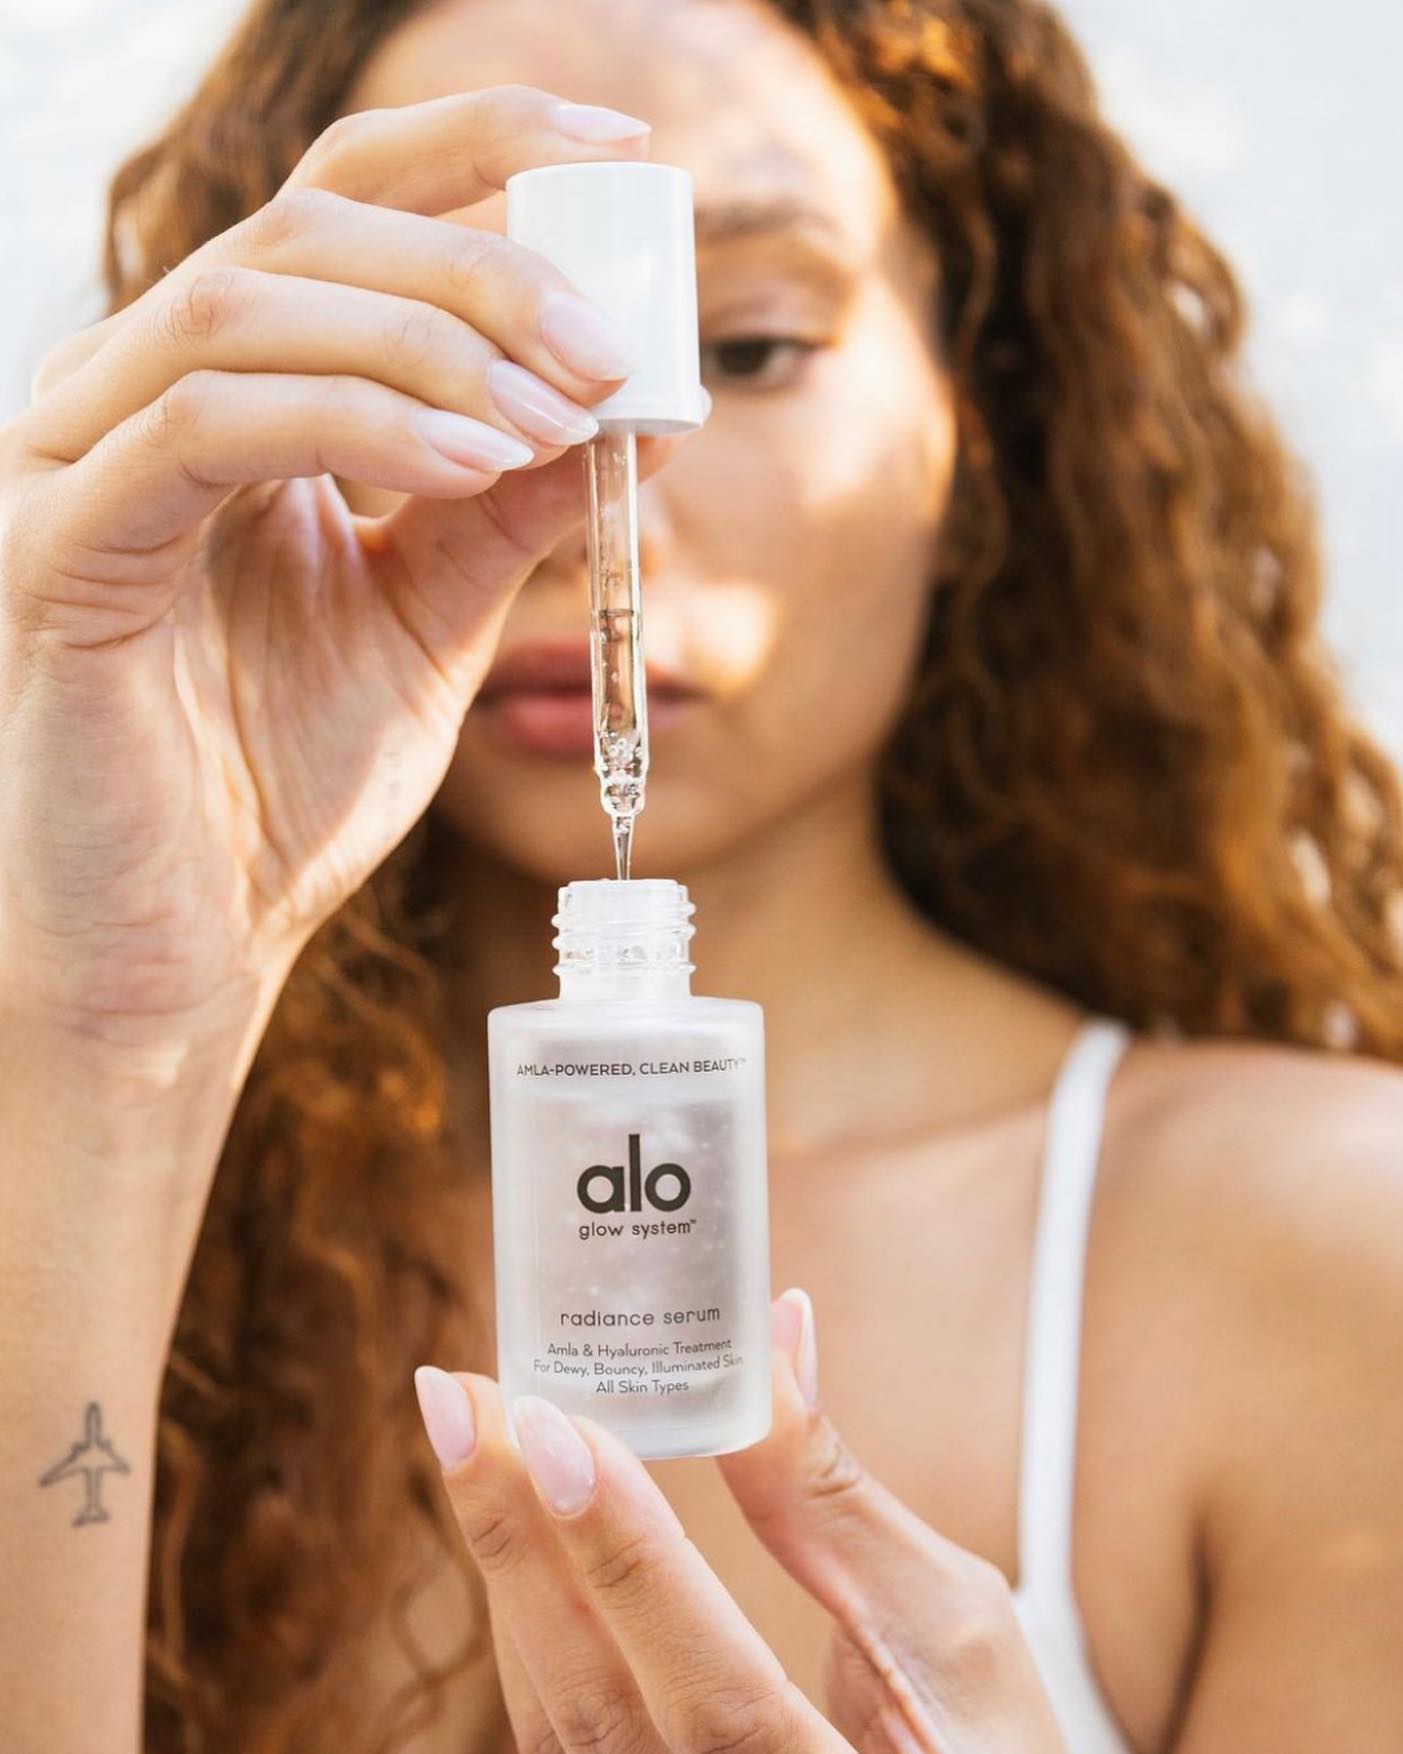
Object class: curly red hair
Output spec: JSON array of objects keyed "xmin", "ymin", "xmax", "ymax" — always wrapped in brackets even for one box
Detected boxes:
[{"xmin": 93, "ymin": 0, "xmax": 1403, "ymax": 1746}]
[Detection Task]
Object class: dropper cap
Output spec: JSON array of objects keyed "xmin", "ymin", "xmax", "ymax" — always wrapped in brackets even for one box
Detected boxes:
[{"xmin": 506, "ymin": 161, "xmax": 705, "ymax": 435}]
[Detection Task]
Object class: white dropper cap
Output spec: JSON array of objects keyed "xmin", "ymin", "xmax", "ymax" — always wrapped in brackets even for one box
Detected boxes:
[{"xmin": 505, "ymin": 161, "xmax": 705, "ymax": 436}]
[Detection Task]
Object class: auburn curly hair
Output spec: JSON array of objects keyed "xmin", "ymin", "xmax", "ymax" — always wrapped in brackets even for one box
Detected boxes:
[{"xmin": 94, "ymin": 0, "xmax": 1403, "ymax": 1747}]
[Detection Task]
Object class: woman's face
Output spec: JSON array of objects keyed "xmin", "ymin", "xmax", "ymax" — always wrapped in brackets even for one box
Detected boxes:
[{"xmin": 348, "ymin": 0, "xmax": 956, "ymax": 881}]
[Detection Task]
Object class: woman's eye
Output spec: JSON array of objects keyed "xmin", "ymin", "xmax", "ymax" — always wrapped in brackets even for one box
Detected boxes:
[{"xmin": 699, "ymin": 336, "xmax": 819, "ymax": 391}]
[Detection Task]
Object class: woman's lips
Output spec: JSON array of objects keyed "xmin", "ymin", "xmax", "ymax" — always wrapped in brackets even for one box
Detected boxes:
[{"xmin": 474, "ymin": 642, "xmax": 702, "ymax": 759}]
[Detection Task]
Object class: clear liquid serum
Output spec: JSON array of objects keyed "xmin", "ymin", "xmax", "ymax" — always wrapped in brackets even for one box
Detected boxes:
[{"xmin": 489, "ymin": 880, "xmax": 771, "ymax": 1458}]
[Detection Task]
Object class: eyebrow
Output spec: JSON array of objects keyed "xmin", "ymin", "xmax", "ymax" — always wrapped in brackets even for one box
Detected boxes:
[{"xmin": 693, "ymin": 195, "xmax": 849, "ymax": 250}]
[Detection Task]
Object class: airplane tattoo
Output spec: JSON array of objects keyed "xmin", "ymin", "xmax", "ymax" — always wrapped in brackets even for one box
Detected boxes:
[{"xmin": 38, "ymin": 1402, "xmax": 132, "ymax": 1526}]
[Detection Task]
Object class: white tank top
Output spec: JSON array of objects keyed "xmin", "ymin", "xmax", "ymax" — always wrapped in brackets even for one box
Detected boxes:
[{"xmin": 1009, "ymin": 1016, "xmax": 1134, "ymax": 1754}]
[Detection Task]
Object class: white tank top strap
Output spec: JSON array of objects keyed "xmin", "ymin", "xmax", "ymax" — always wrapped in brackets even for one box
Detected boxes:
[{"xmin": 1011, "ymin": 1013, "xmax": 1134, "ymax": 1754}]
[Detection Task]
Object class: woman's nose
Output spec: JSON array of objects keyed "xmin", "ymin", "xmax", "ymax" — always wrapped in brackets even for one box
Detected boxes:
[{"xmin": 527, "ymin": 468, "xmax": 672, "ymax": 598}]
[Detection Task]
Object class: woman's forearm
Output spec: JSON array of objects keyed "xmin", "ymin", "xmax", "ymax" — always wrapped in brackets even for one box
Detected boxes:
[{"xmin": 0, "ymin": 1022, "xmax": 259, "ymax": 1754}]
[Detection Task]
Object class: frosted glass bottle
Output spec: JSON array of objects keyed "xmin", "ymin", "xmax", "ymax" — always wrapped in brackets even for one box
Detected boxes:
[{"xmin": 489, "ymin": 879, "xmax": 771, "ymax": 1458}]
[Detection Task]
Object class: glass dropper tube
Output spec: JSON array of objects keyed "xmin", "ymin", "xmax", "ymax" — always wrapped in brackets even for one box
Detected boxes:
[{"xmin": 582, "ymin": 428, "xmax": 647, "ymax": 880}]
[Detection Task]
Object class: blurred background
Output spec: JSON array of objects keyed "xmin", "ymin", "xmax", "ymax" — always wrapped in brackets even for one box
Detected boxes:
[{"xmin": 2, "ymin": 0, "xmax": 1399, "ymax": 755}]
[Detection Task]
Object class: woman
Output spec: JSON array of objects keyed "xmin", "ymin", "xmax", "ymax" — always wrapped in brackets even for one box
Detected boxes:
[{"xmin": 2, "ymin": 0, "xmax": 1401, "ymax": 1749}]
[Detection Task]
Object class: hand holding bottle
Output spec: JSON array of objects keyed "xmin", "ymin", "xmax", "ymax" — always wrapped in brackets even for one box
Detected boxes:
[
  {"xmin": 416, "ymin": 1291, "xmax": 1069, "ymax": 1754},
  {"xmin": 0, "ymin": 84, "xmax": 692, "ymax": 1108}
]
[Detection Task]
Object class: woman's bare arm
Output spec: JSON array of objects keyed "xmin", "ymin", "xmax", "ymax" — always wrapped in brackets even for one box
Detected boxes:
[
  {"xmin": 0, "ymin": 1006, "xmax": 275, "ymax": 1754},
  {"xmin": 1168, "ymin": 1055, "xmax": 1403, "ymax": 1751}
]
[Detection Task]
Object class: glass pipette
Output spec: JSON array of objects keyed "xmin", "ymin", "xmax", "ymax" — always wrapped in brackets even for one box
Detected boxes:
[{"xmin": 582, "ymin": 427, "xmax": 647, "ymax": 880}]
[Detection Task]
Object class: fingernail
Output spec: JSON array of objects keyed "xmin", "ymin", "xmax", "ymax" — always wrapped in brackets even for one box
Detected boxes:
[
  {"xmin": 415, "ymin": 409, "xmax": 536, "ymax": 472},
  {"xmin": 539, "ymin": 289, "xmax": 639, "ymax": 381},
  {"xmin": 552, "ymin": 101, "xmax": 651, "ymax": 142},
  {"xmin": 488, "ymin": 359, "xmax": 600, "ymax": 445},
  {"xmin": 699, "ymin": 386, "xmax": 714, "ymax": 420},
  {"xmin": 772, "ymin": 1289, "xmax": 819, "ymax": 1410},
  {"xmin": 414, "ymin": 1365, "xmax": 477, "ymax": 1470},
  {"xmin": 513, "ymin": 1394, "xmax": 597, "ymax": 1515}
]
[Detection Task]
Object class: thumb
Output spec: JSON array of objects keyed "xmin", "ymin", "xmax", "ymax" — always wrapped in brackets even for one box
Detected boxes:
[
  {"xmin": 371, "ymin": 427, "xmax": 693, "ymax": 673},
  {"xmin": 719, "ymin": 1291, "xmax": 984, "ymax": 1632},
  {"xmin": 378, "ymin": 420, "xmax": 690, "ymax": 592},
  {"xmin": 723, "ymin": 1297, "xmax": 1068, "ymax": 1754}
]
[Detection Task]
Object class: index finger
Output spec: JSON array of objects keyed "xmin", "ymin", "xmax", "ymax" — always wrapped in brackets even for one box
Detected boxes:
[
  {"xmin": 511, "ymin": 1396, "xmax": 845, "ymax": 1754},
  {"xmin": 26, "ymin": 85, "xmax": 650, "ymax": 403},
  {"xmin": 286, "ymin": 83, "xmax": 651, "ymax": 214}
]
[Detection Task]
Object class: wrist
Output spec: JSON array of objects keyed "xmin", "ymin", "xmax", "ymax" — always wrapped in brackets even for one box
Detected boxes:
[
  {"xmin": 0, "ymin": 955, "xmax": 290, "ymax": 1171},
  {"xmin": 0, "ymin": 976, "xmax": 290, "ymax": 1339}
]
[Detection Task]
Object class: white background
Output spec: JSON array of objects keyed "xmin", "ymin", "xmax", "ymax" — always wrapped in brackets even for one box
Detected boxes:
[{"xmin": 2, "ymin": 0, "xmax": 1399, "ymax": 753}]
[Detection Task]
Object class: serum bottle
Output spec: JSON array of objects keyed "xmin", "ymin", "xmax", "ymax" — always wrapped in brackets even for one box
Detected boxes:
[
  {"xmin": 492, "ymin": 162, "xmax": 771, "ymax": 1456},
  {"xmin": 489, "ymin": 880, "xmax": 771, "ymax": 1458}
]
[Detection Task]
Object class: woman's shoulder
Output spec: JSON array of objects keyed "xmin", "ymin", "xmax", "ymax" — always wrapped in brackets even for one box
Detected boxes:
[
  {"xmin": 1096, "ymin": 1027, "xmax": 1403, "ymax": 1515},
  {"xmin": 1079, "ymin": 1032, "xmax": 1403, "ymax": 1732},
  {"xmin": 1104, "ymin": 1027, "xmax": 1403, "ymax": 1249}
]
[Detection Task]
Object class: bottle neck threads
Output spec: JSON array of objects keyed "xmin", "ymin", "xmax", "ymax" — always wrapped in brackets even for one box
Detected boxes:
[{"xmin": 554, "ymin": 879, "xmax": 695, "ymax": 1000}]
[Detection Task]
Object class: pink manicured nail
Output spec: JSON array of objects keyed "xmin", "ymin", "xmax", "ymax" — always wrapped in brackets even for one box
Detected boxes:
[
  {"xmin": 772, "ymin": 1288, "xmax": 819, "ymax": 1410},
  {"xmin": 513, "ymin": 1395, "xmax": 597, "ymax": 1514},
  {"xmin": 539, "ymin": 289, "xmax": 639, "ymax": 381},
  {"xmin": 414, "ymin": 1366, "xmax": 477, "ymax": 1469},
  {"xmin": 415, "ymin": 409, "xmax": 535, "ymax": 471},
  {"xmin": 551, "ymin": 101, "xmax": 652, "ymax": 142},
  {"xmin": 487, "ymin": 359, "xmax": 600, "ymax": 445}
]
